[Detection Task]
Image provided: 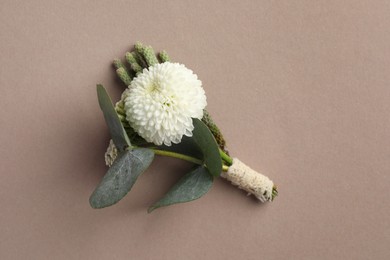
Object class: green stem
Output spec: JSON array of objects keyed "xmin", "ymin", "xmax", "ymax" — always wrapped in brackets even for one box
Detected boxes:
[
  {"xmin": 219, "ymin": 148, "xmax": 233, "ymax": 166},
  {"xmin": 152, "ymin": 149, "xmax": 203, "ymax": 165},
  {"xmin": 151, "ymin": 149, "xmax": 229, "ymax": 172}
]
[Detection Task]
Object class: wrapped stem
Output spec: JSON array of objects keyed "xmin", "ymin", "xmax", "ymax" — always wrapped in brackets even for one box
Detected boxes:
[{"xmin": 221, "ymin": 158, "xmax": 276, "ymax": 202}]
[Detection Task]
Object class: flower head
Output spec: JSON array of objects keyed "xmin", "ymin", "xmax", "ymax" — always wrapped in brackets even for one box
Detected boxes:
[{"xmin": 123, "ymin": 62, "xmax": 207, "ymax": 146}]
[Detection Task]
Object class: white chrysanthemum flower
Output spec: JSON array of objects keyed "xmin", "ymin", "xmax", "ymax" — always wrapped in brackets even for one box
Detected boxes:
[{"xmin": 123, "ymin": 62, "xmax": 207, "ymax": 146}]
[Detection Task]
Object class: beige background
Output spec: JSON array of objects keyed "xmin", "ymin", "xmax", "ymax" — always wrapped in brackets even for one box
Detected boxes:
[{"xmin": 1, "ymin": 0, "xmax": 389, "ymax": 259}]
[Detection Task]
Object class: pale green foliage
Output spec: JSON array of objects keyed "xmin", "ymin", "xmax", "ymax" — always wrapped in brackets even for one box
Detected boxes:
[
  {"xmin": 116, "ymin": 68, "xmax": 132, "ymax": 86},
  {"xmin": 142, "ymin": 46, "xmax": 159, "ymax": 66},
  {"xmin": 125, "ymin": 52, "xmax": 143, "ymax": 73},
  {"xmin": 158, "ymin": 50, "xmax": 170, "ymax": 62}
]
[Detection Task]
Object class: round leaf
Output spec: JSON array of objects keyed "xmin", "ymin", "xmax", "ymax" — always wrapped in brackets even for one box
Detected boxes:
[{"xmin": 90, "ymin": 148, "xmax": 154, "ymax": 209}]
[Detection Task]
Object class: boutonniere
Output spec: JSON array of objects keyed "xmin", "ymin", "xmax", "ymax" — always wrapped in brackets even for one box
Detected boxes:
[{"xmin": 90, "ymin": 42, "xmax": 278, "ymax": 212}]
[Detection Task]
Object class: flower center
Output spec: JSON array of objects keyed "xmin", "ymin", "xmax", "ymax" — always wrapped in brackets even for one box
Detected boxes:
[{"xmin": 147, "ymin": 82, "xmax": 160, "ymax": 93}]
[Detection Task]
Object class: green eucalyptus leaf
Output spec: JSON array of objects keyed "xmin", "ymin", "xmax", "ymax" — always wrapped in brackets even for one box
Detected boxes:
[
  {"xmin": 157, "ymin": 136, "xmax": 203, "ymax": 160},
  {"xmin": 90, "ymin": 148, "xmax": 154, "ymax": 209},
  {"xmin": 148, "ymin": 166, "xmax": 213, "ymax": 213},
  {"xmin": 97, "ymin": 84, "xmax": 130, "ymax": 151},
  {"xmin": 192, "ymin": 118, "xmax": 222, "ymax": 177}
]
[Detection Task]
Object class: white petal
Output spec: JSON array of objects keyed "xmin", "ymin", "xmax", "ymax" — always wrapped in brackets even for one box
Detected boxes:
[{"xmin": 124, "ymin": 62, "xmax": 207, "ymax": 146}]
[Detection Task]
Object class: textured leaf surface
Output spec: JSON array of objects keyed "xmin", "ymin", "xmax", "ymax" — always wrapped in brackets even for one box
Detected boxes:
[
  {"xmin": 192, "ymin": 119, "xmax": 222, "ymax": 177},
  {"xmin": 90, "ymin": 148, "xmax": 154, "ymax": 209},
  {"xmin": 97, "ymin": 84, "xmax": 130, "ymax": 151},
  {"xmin": 148, "ymin": 166, "xmax": 213, "ymax": 213}
]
